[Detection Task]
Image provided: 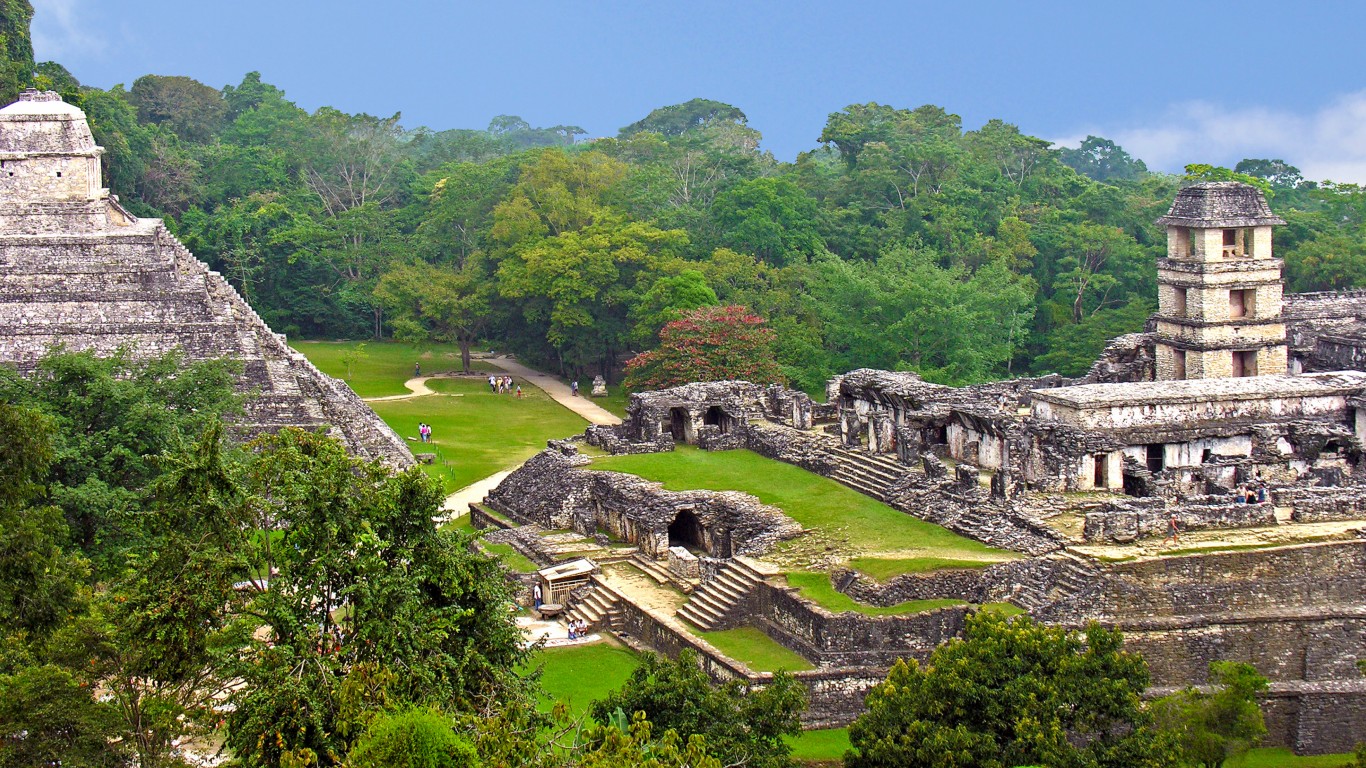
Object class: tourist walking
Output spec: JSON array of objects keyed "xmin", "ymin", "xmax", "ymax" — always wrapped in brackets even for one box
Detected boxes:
[
  {"xmin": 489, "ymin": 374, "xmax": 497, "ymax": 392},
  {"xmin": 515, "ymin": 385, "xmax": 523, "ymax": 398},
  {"xmin": 1162, "ymin": 514, "xmax": 1180, "ymax": 545},
  {"xmin": 414, "ymin": 362, "xmax": 421, "ymax": 377},
  {"xmin": 571, "ymin": 380, "xmax": 579, "ymax": 397}
]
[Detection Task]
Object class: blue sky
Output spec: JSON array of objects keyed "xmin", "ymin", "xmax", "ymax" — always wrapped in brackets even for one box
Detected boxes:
[{"xmin": 31, "ymin": 0, "xmax": 1366, "ymax": 182}]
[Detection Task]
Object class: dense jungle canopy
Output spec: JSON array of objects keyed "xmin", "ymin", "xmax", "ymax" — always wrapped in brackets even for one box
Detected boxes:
[{"xmin": 15, "ymin": 61, "xmax": 1366, "ymax": 391}]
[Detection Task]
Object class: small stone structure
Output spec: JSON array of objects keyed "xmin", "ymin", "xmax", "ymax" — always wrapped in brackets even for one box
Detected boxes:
[
  {"xmin": 484, "ymin": 451, "xmax": 801, "ymax": 559},
  {"xmin": 590, "ymin": 374, "xmax": 607, "ymax": 397},
  {"xmin": 0, "ymin": 91, "xmax": 412, "ymax": 466}
]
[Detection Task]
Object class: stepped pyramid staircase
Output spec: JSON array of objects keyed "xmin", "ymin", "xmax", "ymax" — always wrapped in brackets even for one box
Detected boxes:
[
  {"xmin": 676, "ymin": 558, "xmax": 768, "ymax": 630},
  {"xmin": 629, "ymin": 553, "xmax": 688, "ymax": 590}
]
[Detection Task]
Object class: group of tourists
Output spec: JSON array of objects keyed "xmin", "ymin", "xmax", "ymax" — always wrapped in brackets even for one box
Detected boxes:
[
  {"xmin": 418, "ymin": 422, "xmax": 432, "ymax": 443},
  {"xmin": 488, "ymin": 374, "xmax": 522, "ymax": 397},
  {"xmin": 1236, "ymin": 483, "xmax": 1268, "ymax": 504},
  {"xmin": 566, "ymin": 618, "xmax": 590, "ymax": 640}
]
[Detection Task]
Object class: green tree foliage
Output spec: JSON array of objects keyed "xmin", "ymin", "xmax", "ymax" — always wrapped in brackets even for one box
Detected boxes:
[
  {"xmin": 28, "ymin": 69, "xmax": 1366, "ymax": 390},
  {"xmin": 589, "ymin": 649, "xmax": 805, "ymax": 768},
  {"xmin": 224, "ymin": 428, "xmax": 527, "ymax": 766},
  {"xmin": 0, "ymin": 0, "xmax": 33, "ymax": 104},
  {"xmin": 127, "ymin": 74, "xmax": 228, "ymax": 143},
  {"xmin": 1152, "ymin": 662, "xmax": 1269, "ymax": 768},
  {"xmin": 620, "ymin": 98, "xmax": 748, "ymax": 139},
  {"xmin": 346, "ymin": 708, "xmax": 480, "ymax": 768},
  {"xmin": 710, "ymin": 177, "xmax": 825, "ymax": 265},
  {"xmin": 0, "ymin": 349, "xmax": 239, "ymax": 572},
  {"xmin": 0, "ymin": 664, "xmax": 126, "ymax": 768},
  {"xmin": 846, "ymin": 612, "xmax": 1173, "ymax": 768},
  {"xmin": 812, "ymin": 246, "xmax": 1036, "ymax": 385},
  {"xmin": 624, "ymin": 305, "xmax": 783, "ymax": 390},
  {"xmin": 1061, "ymin": 136, "xmax": 1149, "ymax": 183}
]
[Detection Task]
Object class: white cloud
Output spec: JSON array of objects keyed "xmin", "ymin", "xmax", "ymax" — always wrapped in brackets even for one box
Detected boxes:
[
  {"xmin": 1054, "ymin": 91, "xmax": 1366, "ymax": 185},
  {"xmin": 30, "ymin": 0, "xmax": 106, "ymax": 61}
]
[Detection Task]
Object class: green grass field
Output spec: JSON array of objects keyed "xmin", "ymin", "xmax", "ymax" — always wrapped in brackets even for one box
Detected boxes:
[
  {"xmin": 785, "ymin": 572, "xmax": 967, "ymax": 616},
  {"xmin": 692, "ymin": 626, "xmax": 814, "ymax": 672},
  {"xmin": 533, "ymin": 642, "xmax": 639, "ymax": 716},
  {"xmin": 593, "ymin": 447, "xmax": 1010, "ymax": 572},
  {"xmin": 788, "ymin": 727, "xmax": 849, "ymax": 763},
  {"xmin": 480, "ymin": 540, "xmax": 540, "ymax": 573},
  {"xmin": 365, "ymin": 377, "xmax": 588, "ymax": 492},
  {"xmin": 292, "ymin": 340, "xmax": 495, "ymax": 398}
]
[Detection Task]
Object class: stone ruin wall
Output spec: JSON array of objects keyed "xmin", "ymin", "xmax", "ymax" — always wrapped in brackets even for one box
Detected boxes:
[{"xmin": 482, "ymin": 451, "xmax": 802, "ymax": 558}]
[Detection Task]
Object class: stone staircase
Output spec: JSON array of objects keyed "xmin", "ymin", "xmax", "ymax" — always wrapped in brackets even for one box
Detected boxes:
[
  {"xmin": 1003, "ymin": 550, "xmax": 1105, "ymax": 612},
  {"xmin": 827, "ymin": 445, "xmax": 909, "ymax": 501},
  {"xmin": 566, "ymin": 583, "xmax": 622, "ymax": 632},
  {"xmin": 629, "ymin": 553, "xmax": 687, "ymax": 590},
  {"xmin": 676, "ymin": 558, "xmax": 767, "ymax": 630}
]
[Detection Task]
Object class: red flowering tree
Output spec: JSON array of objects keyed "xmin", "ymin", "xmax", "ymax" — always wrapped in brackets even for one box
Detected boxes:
[{"xmin": 624, "ymin": 304, "xmax": 783, "ymax": 391}]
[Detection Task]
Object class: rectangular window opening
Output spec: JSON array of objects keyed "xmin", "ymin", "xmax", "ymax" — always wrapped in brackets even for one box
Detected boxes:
[
  {"xmin": 1173, "ymin": 286, "xmax": 1187, "ymax": 317},
  {"xmin": 1232, "ymin": 350, "xmax": 1258, "ymax": 377},
  {"xmin": 1145, "ymin": 444, "xmax": 1166, "ymax": 473},
  {"xmin": 1173, "ymin": 349, "xmax": 1187, "ymax": 380}
]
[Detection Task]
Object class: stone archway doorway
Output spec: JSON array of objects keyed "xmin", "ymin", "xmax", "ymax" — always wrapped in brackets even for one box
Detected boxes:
[{"xmin": 668, "ymin": 509, "xmax": 706, "ymax": 552}]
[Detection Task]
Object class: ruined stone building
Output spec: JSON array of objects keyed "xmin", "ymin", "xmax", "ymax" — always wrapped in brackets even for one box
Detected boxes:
[
  {"xmin": 480, "ymin": 180, "xmax": 1365, "ymax": 753},
  {"xmin": 0, "ymin": 90, "xmax": 412, "ymax": 466}
]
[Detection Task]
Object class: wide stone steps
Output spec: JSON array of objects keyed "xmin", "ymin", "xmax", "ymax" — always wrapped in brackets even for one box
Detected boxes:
[
  {"xmin": 566, "ymin": 585, "xmax": 622, "ymax": 632},
  {"xmin": 677, "ymin": 559, "xmax": 765, "ymax": 631},
  {"xmin": 629, "ymin": 554, "xmax": 677, "ymax": 587}
]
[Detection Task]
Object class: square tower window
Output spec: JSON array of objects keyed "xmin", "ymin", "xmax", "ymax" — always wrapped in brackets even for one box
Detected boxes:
[
  {"xmin": 1229, "ymin": 289, "xmax": 1256, "ymax": 319},
  {"xmin": 1232, "ymin": 350, "xmax": 1258, "ymax": 377},
  {"xmin": 1173, "ymin": 349, "xmax": 1187, "ymax": 379},
  {"xmin": 1172, "ymin": 286, "xmax": 1187, "ymax": 317}
]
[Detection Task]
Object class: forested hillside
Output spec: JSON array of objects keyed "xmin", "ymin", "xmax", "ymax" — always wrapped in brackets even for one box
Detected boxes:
[{"xmin": 26, "ymin": 64, "xmax": 1366, "ymax": 391}]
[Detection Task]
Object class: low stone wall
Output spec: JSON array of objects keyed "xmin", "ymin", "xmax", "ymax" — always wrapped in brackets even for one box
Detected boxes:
[
  {"xmin": 1068, "ymin": 541, "xmax": 1366, "ymax": 622},
  {"xmin": 1082, "ymin": 499, "xmax": 1277, "ymax": 542},
  {"xmin": 610, "ymin": 585, "xmax": 885, "ymax": 726},
  {"xmin": 836, "ymin": 567, "xmax": 988, "ymax": 606},
  {"xmin": 750, "ymin": 580, "xmax": 969, "ymax": 668},
  {"xmin": 1276, "ymin": 485, "xmax": 1366, "ymax": 522}
]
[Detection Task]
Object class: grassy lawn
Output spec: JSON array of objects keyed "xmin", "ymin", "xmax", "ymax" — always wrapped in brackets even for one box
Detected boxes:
[
  {"xmin": 533, "ymin": 642, "xmax": 639, "ymax": 717},
  {"xmin": 480, "ymin": 540, "xmax": 540, "ymax": 573},
  {"xmin": 292, "ymin": 340, "xmax": 495, "ymax": 398},
  {"xmin": 848, "ymin": 556, "xmax": 994, "ymax": 582},
  {"xmin": 366, "ymin": 377, "xmax": 588, "ymax": 492},
  {"xmin": 691, "ymin": 626, "xmax": 814, "ymax": 672},
  {"xmin": 1226, "ymin": 748, "xmax": 1356, "ymax": 767},
  {"xmin": 785, "ymin": 572, "xmax": 966, "ymax": 616},
  {"xmin": 593, "ymin": 447, "xmax": 1010, "ymax": 570},
  {"xmin": 788, "ymin": 728, "xmax": 849, "ymax": 764}
]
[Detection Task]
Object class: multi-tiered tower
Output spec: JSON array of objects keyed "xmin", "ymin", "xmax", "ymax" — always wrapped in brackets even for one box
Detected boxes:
[{"xmin": 1152, "ymin": 182, "xmax": 1288, "ymax": 380}]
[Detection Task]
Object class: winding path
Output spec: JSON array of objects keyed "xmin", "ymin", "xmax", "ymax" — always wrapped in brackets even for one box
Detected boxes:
[{"xmin": 361, "ymin": 357, "xmax": 621, "ymax": 518}]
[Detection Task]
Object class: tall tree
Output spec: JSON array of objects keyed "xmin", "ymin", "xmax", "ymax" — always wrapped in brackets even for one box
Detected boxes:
[{"xmin": 624, "ymin": 304, "xmax": 782, "ymax": 391}]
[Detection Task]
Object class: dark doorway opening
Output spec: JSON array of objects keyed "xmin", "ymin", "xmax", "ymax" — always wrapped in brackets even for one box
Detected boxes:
[
  {"xmin": 668, "ymin": 509, "xmax": 706, "ymax": 552},
  {"xmin": 704, "ymin": 405, "xmax": 726, "ymax": 433},
  {"xmin": 669, "ymin": 407, "xmax": 690, "ymax": 442},
  {"xmin": 1093, "ymin": 454, "xmax": 1107, "ymax": 488}
]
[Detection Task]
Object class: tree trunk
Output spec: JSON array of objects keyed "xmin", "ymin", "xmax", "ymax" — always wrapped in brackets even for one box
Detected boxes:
[{"xmin": 460, "ymin": 339, "xmax": 472, "ymax": 374}]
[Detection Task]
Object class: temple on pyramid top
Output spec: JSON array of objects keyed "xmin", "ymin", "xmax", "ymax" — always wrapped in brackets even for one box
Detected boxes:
[{"xmin": 0, "ymin": 90, "xmax": 413, "ymax": 467}]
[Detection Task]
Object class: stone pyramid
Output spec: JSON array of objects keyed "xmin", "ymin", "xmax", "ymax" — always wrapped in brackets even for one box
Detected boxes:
[{"xmin": 0, "ymin": 89, "xmax": 413, "ymax": 467}]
